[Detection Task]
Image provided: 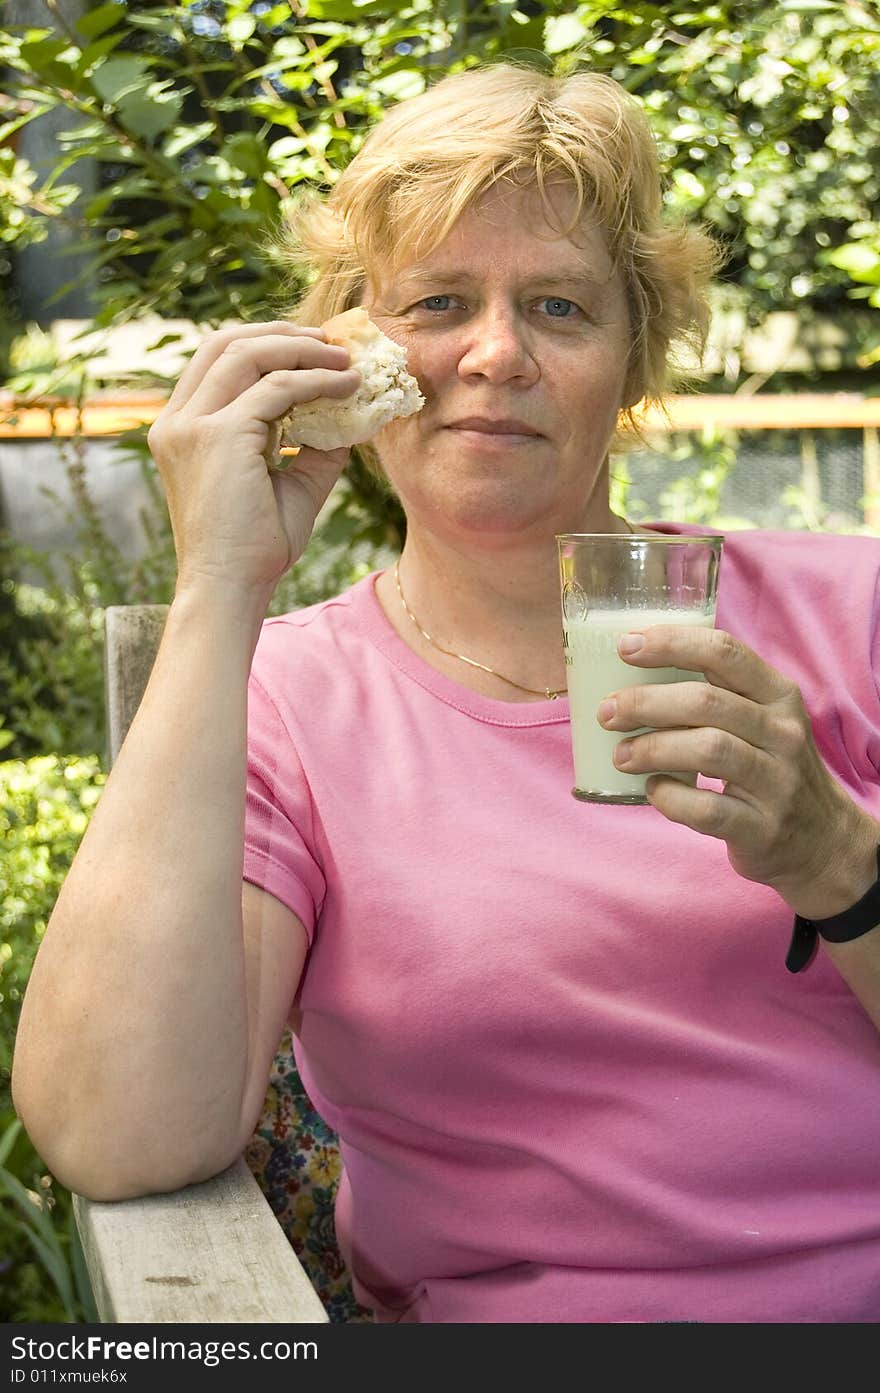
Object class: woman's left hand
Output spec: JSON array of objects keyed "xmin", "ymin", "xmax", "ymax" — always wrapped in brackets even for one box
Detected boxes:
[{"xmin": 599, "ymin": 626, "xmax": 880, "ymax": 918}]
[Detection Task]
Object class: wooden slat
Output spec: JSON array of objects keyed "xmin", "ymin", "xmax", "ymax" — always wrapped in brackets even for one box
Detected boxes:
[
  {"xmin": 103, "ymin": 605, "xmax": 169, "ymax": 765},
  {"xmin": 4, "ymin": 391, "xmax": 880, "ymax": 437},
  {"xmin": 638, "ymin": 393, "xmax": 880, "ymax": 431},
  {"xmin": 0, "ymin": 394, "xmax": 167, "ymax": 437},
  {"xmin": 73, "ymin": 1159, "xmax": 328, "ymax": 1324}
]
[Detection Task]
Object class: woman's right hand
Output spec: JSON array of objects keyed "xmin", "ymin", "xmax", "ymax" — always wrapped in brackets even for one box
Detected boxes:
[{"xmin": 147, "ymin": 321, "xmax": 361, "ymax": 600}]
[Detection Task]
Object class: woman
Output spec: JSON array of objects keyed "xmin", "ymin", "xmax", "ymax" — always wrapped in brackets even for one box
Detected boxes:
[{"xmin": 12, "ymin": 63, "xmax": 880, "ymax": 1323}]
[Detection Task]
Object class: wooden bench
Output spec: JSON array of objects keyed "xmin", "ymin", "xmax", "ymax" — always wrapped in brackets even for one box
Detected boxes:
[{"xmin": 72, "ymin": 605, "xmax": 334, "ymax": 1323}]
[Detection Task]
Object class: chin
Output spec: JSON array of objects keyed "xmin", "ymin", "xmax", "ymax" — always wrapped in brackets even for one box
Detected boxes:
[
  {"xmin": 380, "ymin": 429, "xmax": 567, "ymax": 527},
  {"xmin": 442, "ymin": 486, "xmax": 560, "ymax": 539}
]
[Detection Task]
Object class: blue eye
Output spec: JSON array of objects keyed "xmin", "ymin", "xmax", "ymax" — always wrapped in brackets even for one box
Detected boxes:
[
  {"xmin": 421, "ymin": 295, "xmax": 453, "ymax": 311},
  {"xmin": 542, "ymin": 297, "xmax": 577, "ymax": 317}
]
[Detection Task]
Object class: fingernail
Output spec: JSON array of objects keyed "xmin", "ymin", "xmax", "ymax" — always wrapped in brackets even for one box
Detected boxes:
[
  {"xmin": 597, "ymin": 698, "xmax": 617, "ymax": 725},
  {"xmin": 618, "ymin": 633, "xmax": 644, "ymax": 655},
  {"xmin": 615, "ymin": 739, "xmax": 633, "ymax": 765}
]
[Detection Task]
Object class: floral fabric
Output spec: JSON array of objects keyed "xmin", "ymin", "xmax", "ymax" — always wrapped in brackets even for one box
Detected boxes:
[{"xmin": 244, "ymin": 1030, "xmax": 373, "ymax": 1324}]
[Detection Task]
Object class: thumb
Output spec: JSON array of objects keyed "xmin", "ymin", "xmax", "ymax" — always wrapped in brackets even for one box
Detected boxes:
[{"xmin": 270, "ymin": 445, "xmax": 351, "ymax": 558}]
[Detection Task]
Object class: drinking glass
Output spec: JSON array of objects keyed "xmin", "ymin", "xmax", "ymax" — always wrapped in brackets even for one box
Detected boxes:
[{"xmin": 556, "ymin": 533, "xmax": 723, "ymax": 804}]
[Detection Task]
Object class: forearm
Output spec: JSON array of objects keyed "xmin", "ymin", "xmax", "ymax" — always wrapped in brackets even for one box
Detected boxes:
[
  {"xmin": 12, "ymin": 582, "xmax": 271, "ymax": 1198},
  {"xmin": 781, "ymin": 808, "xmax": 880, "ymax": 1034},
  {"xmin": 815, "ymin": 812, "xmax": 880, "ymax": 1032},
  {"xmin": 823, "ymin": 929, "xmax": 880, "ymax": 1035}
]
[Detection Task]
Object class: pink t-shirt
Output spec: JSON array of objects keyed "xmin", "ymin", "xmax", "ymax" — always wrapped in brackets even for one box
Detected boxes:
[{"xmin": 243, "ymin": 524, "xmax": 880, "ymax": 1323}]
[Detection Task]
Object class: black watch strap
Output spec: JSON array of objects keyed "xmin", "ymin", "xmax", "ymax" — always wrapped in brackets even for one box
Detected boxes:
[{"xmin": 786, "ymin": 843, "xmax": 880, "ymax": 973}]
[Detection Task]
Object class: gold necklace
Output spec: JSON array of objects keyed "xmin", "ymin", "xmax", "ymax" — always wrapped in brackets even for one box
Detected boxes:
[{"xmin": 393, "ymin": 560, "xmax": 567, "ymax": 700}]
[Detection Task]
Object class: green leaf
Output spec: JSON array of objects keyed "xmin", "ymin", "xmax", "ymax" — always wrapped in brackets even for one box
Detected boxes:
[
  {"xmin": 19, "ymin": 36, "xmax": 69, "ymax": 68},
  {"xmin": 370, "ymin": 69, "xmax": 426, "ymax": 100},
  {"xmin": 0, "ymin": 1164, "xmax": 63, "ymax": 1255},
  {"xmin": 76, "ymin": 3, "xmax": 127, "ymax": 41},
  {"xmin": 0, "ymin": 105, "xmax": 53, "ymax": 145},
  {"xmin": 263, "ymin": 4, "xmax": 296, "ymax": 27},
  {"xmin": 826, "ymin": 243, "xmax": 880, "ymax": 284},
  {"xmin": 245, "ymin": 72, "xmax": 316, "ymax": 106},
  {"xmin": 268, "ymin": 135, "xmax": 308, "ymax": 160},
  {"xmin": 225, "ymin": 60, "xmax": 312, "ymax": 96},
  {"xmin": 17, "ymin": 36, "xmax": 87, "ymax": 92},
  {"xmin": 201, "ymin": 195, "xmax": 262, "ymax": 225},
  {"xmin": 306, "ymin": 0, "xmax": 407, "ymax": 17},
  {"xmin": 223, "ymin": 133, "xmax": 268, "ymax": 178},
  {"xmin": 163, "ymin": 122, "xmax": 217, "ymax": 160},
  {"xmin": 544, "ymin": 14, "xmax": 585, "ymax": 55},
  {"xmin": 11, "ymin": 1214, "xmax": 76, "ymax": 1319},
  {"xmin": 78, "ymin": 33, "xmax": 129, "ymax": 72},
  {"xmin": 90, "ymin": 55, "xmax": 151, "ymax": 105},
  {"xmin": 271, "ymin": 36, "xmax": 307, "ymax": 59},
  {"xmin": 672, "ymin": 168, "xmax": 706, "ymax": 201},
  {"xmin": 0, "ymin": 1117, "xmax": 22, "ymax": 1166},
  {"xmin": 122, "ymin": 13, "xmax": 179, "ymax": 34},
  {"xmin": 69, "ymin": 1219, "xmax": 99, "ymax": 1323},
  {"xmin": 227, "ymin": 15, "xmax": 258, "ymax": 44},
  {"xmin": 83, "ymin": 176, "xmax": 154, "ymax": 220},
  {"xmin": 117, "ymin": 84, "xmax": 186, "ymax": 141}
]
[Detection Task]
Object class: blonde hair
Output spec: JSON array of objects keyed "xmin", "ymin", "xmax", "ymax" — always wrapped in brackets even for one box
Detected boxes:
[{"xmin": 264, "ymin": 60, "xmax": 724, "ymax": 476}]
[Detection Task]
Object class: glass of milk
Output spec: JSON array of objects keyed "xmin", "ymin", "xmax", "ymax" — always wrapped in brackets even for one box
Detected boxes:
[{"xmin": 556, "ymin": 533, "xmax": 723, "ymax": 804}]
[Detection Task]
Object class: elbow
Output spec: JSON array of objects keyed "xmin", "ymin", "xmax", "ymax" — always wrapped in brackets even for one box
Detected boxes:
[
  {"xmin": 11, "ymin": 1088, "xmax": 239, "ymax": 1205},
  {"xmin": 12, "ymin": 1049, "xmax": 244, "ymax": 1201},
  {"xmin": 69, "ymin": 1148, "xmax": 244, "ymax": 1204},
  {"xmin": 20, "ymin": 1143, "xmax": 241, "ymax": 1206}
]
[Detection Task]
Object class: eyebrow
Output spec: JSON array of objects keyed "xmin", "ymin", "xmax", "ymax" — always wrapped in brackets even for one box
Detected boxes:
[{"xmin": 395, "ymin": 268, "xmax": 611, "ymax": 295}]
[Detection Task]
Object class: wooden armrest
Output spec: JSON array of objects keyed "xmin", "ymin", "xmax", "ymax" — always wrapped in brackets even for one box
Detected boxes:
[
  {"xmin": 103, "ymin": 605, "xmax": 170, "ymax": 766},
  {"xmin": 73, "ymin": 1157, "xmax": 328, "ymax": 1323}
]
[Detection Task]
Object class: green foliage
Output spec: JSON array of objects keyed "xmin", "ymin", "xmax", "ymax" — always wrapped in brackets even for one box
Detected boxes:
[
  {"xmin": 823, "ymin": 226, "xmax": 880, "ymax": 364},
  {"xmin": 0, "ymin": 754, "xmax": 104, "ymax": 1322},
  {"xmin": 0, "ymin": 456, "xmax": 162, "ymax": 764},
  {"xmin": 0, "ymin": 1114, "xmax": 98, "ymax": 1323},
  {"xmin": 0, "ymin": 558, "xmax": 107, "ymax": 764},
  {"xmin": 0, "ymin": 755, "xmax": 105, "ymax": 1083},
  {"xmin": 0, "ymin": 455, "xmax": 401, "ymax": 760},
  {"xmin": 1, "ymin": 0, "xmax": 878, "ymax": 344}
]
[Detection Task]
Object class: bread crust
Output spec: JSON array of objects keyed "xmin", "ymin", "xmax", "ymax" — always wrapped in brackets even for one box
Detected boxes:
[{"xmin": 279, "ymin": 309, "xmax": 424, "ymax": 453}]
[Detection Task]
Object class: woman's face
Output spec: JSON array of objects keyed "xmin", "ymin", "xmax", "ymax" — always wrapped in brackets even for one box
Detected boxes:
[{"xmin": 364, "ymin": 182, "xmax": 634, "ymax": 542}]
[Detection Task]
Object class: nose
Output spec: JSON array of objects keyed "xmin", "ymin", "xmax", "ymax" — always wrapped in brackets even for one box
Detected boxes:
[{"xmin": 455, "ymin": 303, "xmax": 540, "ymax": 386}]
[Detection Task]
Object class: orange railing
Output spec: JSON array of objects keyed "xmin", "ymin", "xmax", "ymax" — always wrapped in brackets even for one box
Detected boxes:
[
  {"xmin": 3, "ymin": 390, "xmax": 880, "ymax": 437},
  {"xmin": 3, "ymin": 390, "xmax": 878, "ymax": 529}
]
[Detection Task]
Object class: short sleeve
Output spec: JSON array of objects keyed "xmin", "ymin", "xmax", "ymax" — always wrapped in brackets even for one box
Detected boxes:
[{"xmin": 243, "ymin": 671, "xmax": 326, "ymax": 943}]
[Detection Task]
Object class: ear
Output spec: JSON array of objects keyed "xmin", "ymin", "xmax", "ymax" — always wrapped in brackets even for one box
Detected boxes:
[{"xmin": 619, "ymin": 364, "xmax": 645, "ymax": 413}]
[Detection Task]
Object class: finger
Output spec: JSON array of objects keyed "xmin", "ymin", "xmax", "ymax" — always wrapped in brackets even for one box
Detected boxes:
[
  {"xmin": 616, "ymin": 626, "xmax": 794, "ymax": 705},
  {"xmin": 165, "ymin": 321, "xmax": 327, "ymax": 413},
  {"xmin": 598, "ymin": 679, "xmax": 767, "ymax": 747},
  {"xmin": 613, "ymin": 725, "xmax": 773, "ymax": 801},
  {"xmin": 183, "ymin": 336, "xmax": 354, "ymax": 419},
  {"xmin": 644, "ymin": 774, "xmax": 756, "ymax": 843},
  {"xmin": 209, "ymin": 366, "xmax": 361, "ymax": 432}
]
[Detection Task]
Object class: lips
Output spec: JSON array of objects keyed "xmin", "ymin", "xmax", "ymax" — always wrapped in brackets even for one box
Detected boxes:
[{"xmin": 447, "ymin": 417, "xmax": 543, "ymax": 437}]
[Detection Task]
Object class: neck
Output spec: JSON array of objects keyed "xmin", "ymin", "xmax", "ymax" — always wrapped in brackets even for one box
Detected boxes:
[
  {"xmin": 377, "ymin": 512, "xmax": 634, "ymax": 702},
  {"xmin": 394, "ymin": 557, "xmax": 567, "ymax": 700}
]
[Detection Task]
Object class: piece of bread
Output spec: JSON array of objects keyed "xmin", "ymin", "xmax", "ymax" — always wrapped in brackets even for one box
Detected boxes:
[{"xmin": 280, "ymin": 307, "xmax": 424, "ymax": 451}]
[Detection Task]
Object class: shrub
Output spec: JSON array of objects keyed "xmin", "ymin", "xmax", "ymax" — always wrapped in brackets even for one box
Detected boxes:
[{"xmin": 0, "ymin": 754, "xmax": 105, "ymax": 1322}]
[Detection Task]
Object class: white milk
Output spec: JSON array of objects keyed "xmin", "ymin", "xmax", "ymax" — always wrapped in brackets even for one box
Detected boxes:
[{"xmin": 563, "ymin": 607, "xmax": 715, "ymax": 802}]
